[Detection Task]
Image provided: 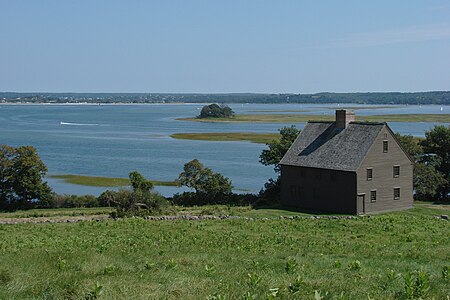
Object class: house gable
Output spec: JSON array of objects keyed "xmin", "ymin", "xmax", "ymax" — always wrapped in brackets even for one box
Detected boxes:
[{"xmin": 356, "ymin": 124, "xmax": 413, "ymax": 214}]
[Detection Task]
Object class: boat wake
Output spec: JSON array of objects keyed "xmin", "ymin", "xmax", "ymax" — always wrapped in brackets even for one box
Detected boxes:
[{"xmin": 60, "ymin": 122, "xmax": 99, "ymax": 126}]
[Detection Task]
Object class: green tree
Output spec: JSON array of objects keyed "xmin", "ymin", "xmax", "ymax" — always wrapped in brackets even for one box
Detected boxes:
[
  {"xmin": 0, "ymin": 145, "xmax": 15, "ymax": 206},
  {"xmin": 0, "ymin": 145, "xmax": 51, "ymax": 209},
  {"xmin": 260, "ymin": 125, "xmax": 300, "ymax": 173},
  {"xmin": 413, "ymin": 163, "xmax": 446, "ymax": 200},
  {"xmin": 394, "ymin": 133, "xmax": 423, "ymax": 158},
  {"xmin": 129, "ymin": 170, "xmax": 154, "ymax": 192},
  {"xmin": 178, "ymin": 159, "xmax": 232, "ymax": 196},
  {"xmin": 258, "ymin": 126, "xmax": 300, "ymax": 203},
  {"xmin": 420, "ymin": 125, "xmax": 450, "ymax": 199}
]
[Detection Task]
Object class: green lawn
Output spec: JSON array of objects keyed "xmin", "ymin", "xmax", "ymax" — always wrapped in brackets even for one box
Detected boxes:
[
  {"xmin": 170, "ymin": 132, "xmax": 280, "ymax": 144},
  {"xmin": 49, "ymin": 174, "xmax": 178, "ymax": 187},
  {"xmin": 177, "ymin": 114, "xmax": 450, "ymax": 123},
  {"xmin": 0, "ymin": 204, "xmax": 448, "ymax": 299}
]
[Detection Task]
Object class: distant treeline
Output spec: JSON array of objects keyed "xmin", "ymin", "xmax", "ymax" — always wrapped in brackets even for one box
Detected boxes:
[{"xmin": 1, "ymin": 91, "xmax": 450, "ymax": 105}]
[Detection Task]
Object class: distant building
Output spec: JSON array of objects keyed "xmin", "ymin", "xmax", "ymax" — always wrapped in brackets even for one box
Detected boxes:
[{"xmin": 280, "ymin": 110, "xmax": 413, "ymax": 214}]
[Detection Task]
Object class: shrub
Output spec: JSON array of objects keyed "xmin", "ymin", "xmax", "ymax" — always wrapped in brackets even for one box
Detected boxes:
[
  {"xmin": 108, "ymin": 188, "xmax": 170, "ymax": 218},
  {"xmin": 108, "ymin": 171, "xmax": 172, "ymax": 218},
  {"xmin": 171, "ymin": 191, "xmax": 257, "ymax": 206},
  {"xmin": 40, "ymin": 193, "xmax": 99, "ymax": 208}
]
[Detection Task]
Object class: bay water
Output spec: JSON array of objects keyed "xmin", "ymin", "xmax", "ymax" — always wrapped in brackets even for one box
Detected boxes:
[{"xmin": 0, "ymin": 103, "xmax": 447, "ymax": 196}]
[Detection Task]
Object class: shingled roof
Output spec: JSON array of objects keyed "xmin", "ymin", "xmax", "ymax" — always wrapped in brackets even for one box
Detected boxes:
[{"xmin": 280, "ymin": 121, "xmax": 385, "ymax": 171}]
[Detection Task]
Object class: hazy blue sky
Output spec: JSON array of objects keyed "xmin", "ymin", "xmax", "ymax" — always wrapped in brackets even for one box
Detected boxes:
[{"xmin": 1, "ymin": 1, "xmax": 450, "ymax": 93}]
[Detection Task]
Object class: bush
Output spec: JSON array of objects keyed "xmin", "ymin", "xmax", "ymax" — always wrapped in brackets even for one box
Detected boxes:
[
  {"xmin": 108, "ymin": 188, "xmax": 171, "ymax": 218},
  {"xmin": 171, "ymin": 191, "xmax": 257, "ymax": 206},
  {"xmin": 104, "ymin": 171, "xmax": 172, "ymax": 218},
  {"xmin": 40, "ymin": 193, "xmax": 99, "ymax": 208}
]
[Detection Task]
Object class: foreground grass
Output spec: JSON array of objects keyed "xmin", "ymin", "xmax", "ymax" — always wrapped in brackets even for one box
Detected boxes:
[
  {"xmin": 170, "ymin": 132, "xmax": 280, "ymax": 144},
  {"xmin": 178, "ymin": 113, "xmax": 450, "ymax": 123},
  {"xmin": 49, "ymin": 174, "xmax": 178, "ymax": 187},
  {"xmin": 0, "ymin": 205, "xmax": 448, "ymax": 299}
]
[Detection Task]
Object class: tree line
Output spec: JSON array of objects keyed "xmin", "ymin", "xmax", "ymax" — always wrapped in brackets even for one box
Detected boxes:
[{"xmin": 2, "ymin": 91, "xmax": 450, "ymax": 105}]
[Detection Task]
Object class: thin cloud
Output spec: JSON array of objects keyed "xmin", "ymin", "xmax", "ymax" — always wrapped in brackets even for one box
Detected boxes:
[{"xmin": 331, "ymin": 24, "xmax": 450, "ymax": 48}]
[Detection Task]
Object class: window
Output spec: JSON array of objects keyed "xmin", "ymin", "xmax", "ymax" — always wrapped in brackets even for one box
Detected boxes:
[
  {"xmin": 393, "ymin": 166, "xmax": 400, "ymax": 178},
  {"xmin": 367, "ymin": 168, "xmax": 373, "ymax": 181},
  {"xmin": 383, "ymin": 140, "xmax": 388, "ymax": 153},
  {"xmin": 370, "ymin": 190, "xmax": 377, "ymax": 202},
  {"xmin": 394, "ymin": 188, "xmax": 400, "ymax": 200}
]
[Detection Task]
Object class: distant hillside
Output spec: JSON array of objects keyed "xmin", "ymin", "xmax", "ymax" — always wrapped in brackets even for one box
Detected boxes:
[{"xmin": 1, "ymin": 91, "xmax": 449, "ymax": 105}]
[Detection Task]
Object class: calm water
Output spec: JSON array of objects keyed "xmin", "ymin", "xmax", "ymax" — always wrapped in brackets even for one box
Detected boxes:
[{"xmin": 0, "ymin": 103, "xmax": 448, "ymax": 196}]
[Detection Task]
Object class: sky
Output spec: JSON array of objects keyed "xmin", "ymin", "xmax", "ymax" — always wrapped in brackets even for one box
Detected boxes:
[{"xmin": 1, "ymin": 1, "xmax": 450, "ymax": 93}]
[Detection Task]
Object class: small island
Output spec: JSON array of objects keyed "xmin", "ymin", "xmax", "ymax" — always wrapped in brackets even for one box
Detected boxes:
[{"xmin": 198, "ymin": 103, "xmax": 235, "ymax": 119}]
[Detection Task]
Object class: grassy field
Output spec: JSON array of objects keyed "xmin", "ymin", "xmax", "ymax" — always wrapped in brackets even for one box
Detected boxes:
[
  {"xmin": 170, "ymin": 132, "xmax": 280, "ymax": 144},
  {"xmin": 49, "ymin": 174, "xmax": 178, "ymax": 187},
  {"xmin": 0, "ymin": 204, "xmax": 448, "ymax": 299},
  {"xmin": 178, "ymin": 114, "xmax": 450, "ymax": 123}
]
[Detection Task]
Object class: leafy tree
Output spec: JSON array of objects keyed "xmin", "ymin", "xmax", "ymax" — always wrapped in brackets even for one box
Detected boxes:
[
  {"xmin": 420, "ymin": 125, "xmax": 450, "ymax": 199},
  {"xmin": 394, "ymin": 133, "xmax": 423, "ymax": 158},
  {"xmin": 258, "ymin": 126, "xmax": 300, "ymax": 203},
  {"xmin": 178, "ymin": 159, "xmax": 232, "ymax": 196},
  {"xmin": 0, "ymin": 145, "xmax": 15, "ymax": 206},
  {"xmin": 199, "ymin": 104, "xmax": 234, "ymax": 118},
  {"xmin": 0, "ymin": 145, "xmax": 51, "ymax": 209},
  {"xmin": 129, "ymin": 170, "xmax": 154, "ymax": 192},
  {"xmin": 396, "ymin": 127, "xmax": 449, "ymax": 201},
  {"xmin": 260, "ymin": 125, "xmax": 300, "ymax": 173},
  {"xmin": 413, "ymin": 163, "xmax": 446, "ymax": 201}
]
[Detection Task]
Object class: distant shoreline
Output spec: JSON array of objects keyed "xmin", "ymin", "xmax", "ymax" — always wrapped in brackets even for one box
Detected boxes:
[
  {"xmin": 2, "ymin": 91, "xmax": 450, "ymax": 105},
  {"xmin": 1, "ymin": 102, "xmax": 449, "ymax": 107}
]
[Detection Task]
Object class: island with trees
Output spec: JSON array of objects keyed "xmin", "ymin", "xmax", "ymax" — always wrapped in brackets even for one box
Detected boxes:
[{"xmin": 198, "ymin": 103, "xmax": 234, "ymax": 119}]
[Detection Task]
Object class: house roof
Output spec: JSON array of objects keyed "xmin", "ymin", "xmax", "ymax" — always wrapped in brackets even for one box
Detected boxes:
[{"xmin": 280, "ymin": 121, "xmax": 385, "ymax": 171}]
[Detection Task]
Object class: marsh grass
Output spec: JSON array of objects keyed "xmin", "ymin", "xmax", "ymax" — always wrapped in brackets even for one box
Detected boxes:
[
  {"xmin": 178, "ymin": 114, "xmax": 450, "ymax": 123},
  {"xmin": 0, "ymin": 205, "xmax": 448, "ymax": 299},
  {"xmin": 170, "ymin": 132, "xmax": 281, "ymax": 144},
  {"xmin": 49, "ymin": 174, "xmax": 178, "ymax": 187}
]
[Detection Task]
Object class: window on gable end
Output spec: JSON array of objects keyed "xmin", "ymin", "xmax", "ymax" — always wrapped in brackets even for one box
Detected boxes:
[{"xmin": 393, "ymin": 166, "xmax": 400, "ymax": 178}]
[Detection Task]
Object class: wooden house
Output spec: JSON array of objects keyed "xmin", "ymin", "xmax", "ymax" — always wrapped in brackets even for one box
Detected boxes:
[{"xmin": 279, "ymin": 110, "xmax": 413, "ymax": 214}]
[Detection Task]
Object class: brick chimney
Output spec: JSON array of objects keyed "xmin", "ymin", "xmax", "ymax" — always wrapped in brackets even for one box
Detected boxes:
[{"xmin": 335, "ymin": 109, "xmax": 355, "ymax": 129}]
